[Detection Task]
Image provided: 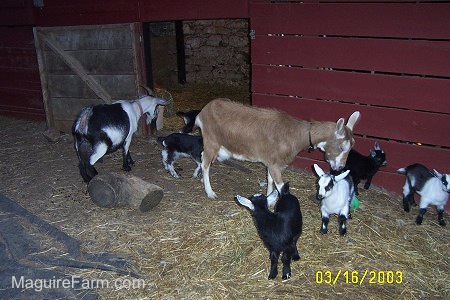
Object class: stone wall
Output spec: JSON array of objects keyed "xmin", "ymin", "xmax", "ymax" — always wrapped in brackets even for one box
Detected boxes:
[{"xmin": 183, "ymin": 19, "xmax": 249, "ymax": 86}]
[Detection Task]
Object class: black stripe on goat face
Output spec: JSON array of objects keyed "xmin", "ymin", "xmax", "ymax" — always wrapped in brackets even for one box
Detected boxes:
[
  {"xmin": 316, "ymin": 176, "xmax": 334, "ymax": 201},
  {"xmin": 442, "ymin": 174, "xmax": 450, "ymax": 193}
]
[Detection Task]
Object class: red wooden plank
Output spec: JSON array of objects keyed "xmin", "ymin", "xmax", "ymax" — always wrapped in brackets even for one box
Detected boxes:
[
  {"xmin": 252, "ymin": 64, "xmax": 450, "ymax": 114},
  {"xmin": 33, "ymin": 0, "xmax": 139, "ymax": 26},
  {"xmin": 0, "ymin": 0, "xmax": 34, "ymax": 26},
  {"xmin": 0, "ymin": 69, "xmax": 42, "ymax": 91},
  {"xmin": 250, "ymin": 3, "xmax": 450, "ymax": 39},
  {"xmin": 0, "ymin": 49, "xmax": 39, "ymax": 69},
  {"xmin": 139, "ymin": 0, "xmax": 249, "ymax": 21},
  {"xmin": 0, "ymin": 27, "xmax": 35, "ymax": 48},
  {"xmin": 33, "ymin": 0, "xmax": 248, "ymax": 26},
  {"xmin": 0, "ymin": 88, "xmax": 44, "ymax": 109},
  {"xmin": 252, "ymin": 93, "xmax": 450, "ymax": 148},
  {"xmin": 252, "ymin": 36, "xmax": 450, "ymax": 78}
]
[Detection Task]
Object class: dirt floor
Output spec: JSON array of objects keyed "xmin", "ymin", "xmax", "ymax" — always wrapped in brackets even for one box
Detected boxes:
[{"xmin": 0, "ymin": 83, "xmax": 449, "ymax": 299}]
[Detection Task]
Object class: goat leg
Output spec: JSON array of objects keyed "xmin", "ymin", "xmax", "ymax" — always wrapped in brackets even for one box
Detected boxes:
[
  {"xmin": 268, "ymin": 251, "xmax": 279, "ymax": 279},
  {"xmin": 437, "ymin": 208, "xmax": 446, "ymax": 226},
  {"xmin": 291, "ymin": 236, "xmax": 301, "ymax": 261},
  {"xmin": 320, "ymin": 217, "xmax": 329, "ymax": 234},
  {"xmin": 281, "ymin": 251, "xmax": 292, "ymax": 280},
  {"xmin": 363, "ymin": 176, "xmax": 372, "ymax": 190},
  {"xmin": 122, "ymin": 150, "xmax": 132, "ymax": 172},
  {"xmin": 338, "ymin": 214, "xmax": 347, "ymax": 236},
  {"xmin": 415, "ymin": 208, "xmax": 427, "ymax": 225}
]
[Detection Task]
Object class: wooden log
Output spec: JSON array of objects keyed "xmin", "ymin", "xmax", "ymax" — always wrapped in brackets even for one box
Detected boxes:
[{"xmin": 88, "ymin": 172, "xmax": 163, "ymax": 212}]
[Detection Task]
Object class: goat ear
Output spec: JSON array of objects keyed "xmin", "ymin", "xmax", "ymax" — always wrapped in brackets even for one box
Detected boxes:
[
  {"xmin": 236, "ymin": 195, "xmax": 255, "ymax": 211},
  {"xmin": 155, "ymin": 98, "xmax": 168, "ymax": 106},
  {"xmin": 346, "ymin": 111, "xmax": 361, "ymax": 131},
  {"xmin": 313, "ymin": 164, "xmax": 325, "ymax": 177},
  {"xmin": 335, "ymin": 169, "xmax": 351, "ymax": 181},
  {"xmin": 266, "ymin": 189, "xmax": 279, "ymax": 207},
  {"xmin": 335, "ymin": 118, "xmax": 345, "ymax": 138},
  {"xmin": 433, "ymin": 169, "xmax": 443, "ymax": 178},
  {"xmin": 374, "ymin": 142, "xmax": 381, "ymax": 150}
]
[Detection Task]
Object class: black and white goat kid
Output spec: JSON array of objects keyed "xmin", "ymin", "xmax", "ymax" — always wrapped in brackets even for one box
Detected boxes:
[
  {"xmin": 314, "ymin": 164, "xmax": 355, "ymax": 236},
  {"xmin": 157, "ymin": 133, "xmax": 203, "ymax": 178},
  {"xmin": 335, "ymin": 142, "xmax": 387, "ymax": 195},
  {"xmin": 72, "ymin": 96, "xmax": 167, "ymax": 182},
  {"xmin": 236, "ymin": 183, "xmax": 302, "ymax": 280},
  {"xmin": 398, "ymin": 163, "xmax": 450, "ymax": 226}
]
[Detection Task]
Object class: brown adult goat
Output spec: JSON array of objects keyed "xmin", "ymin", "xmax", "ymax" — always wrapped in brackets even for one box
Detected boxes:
[{"xmin": 195, "ymin": 99, "xmax": 361, "ymax": 198}]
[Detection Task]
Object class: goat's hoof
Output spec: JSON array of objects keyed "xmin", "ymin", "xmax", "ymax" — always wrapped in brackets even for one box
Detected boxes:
[
  {"xmin": 438, "ymin": 220, "xmax": 446, "ymax": 226},
  {"xmin": 415, "ymin": 216, "xmax": 423, "ymax": 225},
  {"xmin": 123, "ymin": 166, "xmax": 132, "ymax": 172},
  {"xmin": 282, "ymin": 273, "xmax": 291, "ymax": 280},
  {"xmin": 268, "ymin": 272, "xmax": 277, "ymax": 280},
  {"xmin": 363, "ymin": 184, "xmax": 370, "ymax": 190},
  {"xmin": 340, "ymin": 229, "xmax": 347, "ymax": 236},
  {"xmin": 292, "ymin": 254, "xmax": 300, "ymax": 261},
  {"xmin": 206, "ymin": 191, "xmax": 218, "ymax": 199},
  {"xmin": 320, "ymin": 228, "xmax": 328, "ymax": 234}
]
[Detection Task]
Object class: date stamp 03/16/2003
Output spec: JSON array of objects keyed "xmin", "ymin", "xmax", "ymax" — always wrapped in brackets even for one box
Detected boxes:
[{"xmin": 315, "ymin": 270, "xmax": 403, "ymax": 285}]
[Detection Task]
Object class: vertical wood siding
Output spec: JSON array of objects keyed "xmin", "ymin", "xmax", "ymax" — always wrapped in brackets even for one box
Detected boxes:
[{"xmin": 250, "ymin": 1, "xmax": 450, "ymax": 205}]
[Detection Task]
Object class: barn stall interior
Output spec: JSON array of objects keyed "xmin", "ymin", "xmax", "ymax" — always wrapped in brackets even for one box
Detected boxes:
[{"xmin": 0, "ymin": 1, "xmax": 449, "ymax": 299}]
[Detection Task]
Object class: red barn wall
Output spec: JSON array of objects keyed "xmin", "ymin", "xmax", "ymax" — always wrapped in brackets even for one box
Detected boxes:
[{"xmin": 250, "ymin": 1, "xmax": 450, "ymax": 207}]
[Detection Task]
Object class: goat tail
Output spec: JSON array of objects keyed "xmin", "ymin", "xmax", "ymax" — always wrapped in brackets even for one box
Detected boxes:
[
  {"xmin": 157, "ymin": 136, "xmax": 166, "ymax": 145},
  {"xmin": 73, "ymin": 106, "xmax": 93, "ymax": 135},
  {"xmin": 397, "ymin": 167, "xmax": 407, "ymax": 175}
]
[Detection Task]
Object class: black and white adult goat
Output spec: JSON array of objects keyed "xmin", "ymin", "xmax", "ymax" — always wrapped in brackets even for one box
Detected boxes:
[
  {"xmin": 335, "ymin": 142, "xmax": 387, "ymax": 195},
  {"xmin": 196, "ymin": 98, "xmax": 361, "ymax": 198},
  {"xmin": 236, "ymin": 183, "xmax": 302, "ymax": 280},
  {"xmin": 157, "ymin": 133, "xmax": 203, "ymax": 178},
  {"xmin": 314, "ymin": 164, "xmax": 355, "ymax": 236},
  {"xmin": 397, "ymin": 163, "xmax": 450, "ymax": 226},
  {"xmin": 72, "ymin": 96, "xmax": 167, "ymax": 182}
]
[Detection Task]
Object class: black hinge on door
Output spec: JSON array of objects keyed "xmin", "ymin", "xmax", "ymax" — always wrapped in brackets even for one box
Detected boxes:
[{"xmin": 249, "ymin": 30, "xmax": 256, "ymax": 40}]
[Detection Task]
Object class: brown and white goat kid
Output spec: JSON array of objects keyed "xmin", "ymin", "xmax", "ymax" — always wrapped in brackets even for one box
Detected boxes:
[{"xmin": 195, "ymin": 98, "xmax": 361, "ymax": 198}]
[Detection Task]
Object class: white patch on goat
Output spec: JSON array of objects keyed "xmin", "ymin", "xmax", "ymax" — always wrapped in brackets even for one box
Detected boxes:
[
  {"xmin": 89, "ymin": 143, "xmax": 108, "ymax": 165},
  {"xmin": 328, "ymin": 140, "xmax": 351, "ymax": 171},
  {"xmin": 217, "ymin": 146, "xmax": 253, "ymax": 162},
  {"xmin": 417, "ymin": 178, "xmax": 449, "ymax": 208},
  {"xmin": 103, "ymin": 126, "xmax": 125, "ymax": 147}
]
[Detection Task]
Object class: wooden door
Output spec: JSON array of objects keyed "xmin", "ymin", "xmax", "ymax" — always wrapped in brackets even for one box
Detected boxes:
[{"xmin": 34, "ymin": 23, "xmax": 145, "ymax": 133}]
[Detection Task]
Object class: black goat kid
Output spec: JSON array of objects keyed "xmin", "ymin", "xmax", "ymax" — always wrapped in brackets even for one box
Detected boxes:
[
  {"xmin": 334, "ymin": 142, "xmax": 387, "ymax": 195},
  {"xmin": 236, "ymin": 183, "xmax": 302, "ymax": 280}
]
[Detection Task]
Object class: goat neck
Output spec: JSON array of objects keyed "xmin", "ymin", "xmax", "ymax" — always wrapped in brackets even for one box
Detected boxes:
[{"xmin": 136, "ymin": 98, "xmax": 144, "ymax": 117}]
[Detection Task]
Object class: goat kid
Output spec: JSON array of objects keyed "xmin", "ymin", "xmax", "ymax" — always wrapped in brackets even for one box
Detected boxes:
[
  {"xmin": 314, "ymin": 164, "xmax": 355, "ymax": 236},
  {"xmin": 335, "ymin": 142, "xmax": 387, "ymax": 195},
  {"xmin": 157, "ymin": 133, "xmax": 203, "ymax": 178},
  {"xmin": 196, "ymin": 98, "xmax": 360, "ymax": 198},
  {"xmin": 236, "ymin": 183, "xmax": 302, "ymax": 280},
  {"xmin": 73, "ymin": 96, "xmax": 167, "ymax": 182},
  {"xmin": 397, "ymin": 163, "xmax": 450, "ymax": 226},
  {"xmin": 176, "ymin": 109, "xmax": 201, "ymax": 133}
]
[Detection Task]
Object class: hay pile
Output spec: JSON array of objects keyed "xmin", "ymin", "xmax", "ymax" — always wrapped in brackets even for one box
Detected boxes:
[{"xmin": 0, "ymin": 83, "xmax": 448, "ymax": 299}]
